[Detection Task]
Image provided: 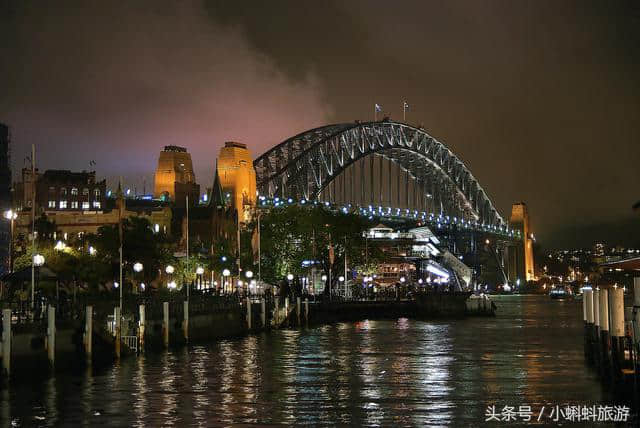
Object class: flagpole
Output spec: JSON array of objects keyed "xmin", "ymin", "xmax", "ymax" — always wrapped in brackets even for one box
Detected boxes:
[
  {"xmin": 374, "ymin": 104, "xmax": 377, "ymax": 122},
  {"xmin": 257, "ymin": 211, "xmax": 261, "ymax": 282},
  {"xmin": 403, "ymin": 102, "xmax": 406, "ymax": 122},
  {"xmin": 30, "ymin": 144, "xmax": 36, "ymax": 315}
]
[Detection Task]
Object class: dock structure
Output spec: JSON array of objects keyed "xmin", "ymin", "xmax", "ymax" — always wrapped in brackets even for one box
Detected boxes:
[
  {"xmin": 0, "ymin": 292, "xmax": 490, "ymax": 379},
  {"xmin": 582, "ymin": 278, "xmax": 640, "ymax": 407}
]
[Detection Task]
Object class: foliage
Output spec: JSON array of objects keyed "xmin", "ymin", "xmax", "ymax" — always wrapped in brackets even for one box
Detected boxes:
[{"xmin": 258, "ymin": 205, "xmax": 382, "ymax": 292}]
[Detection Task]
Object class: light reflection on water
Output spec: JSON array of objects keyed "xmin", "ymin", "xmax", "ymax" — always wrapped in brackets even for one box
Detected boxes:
[{"xmin": 4, "ymin": 296, "xmax": 608, "ymax": 426}]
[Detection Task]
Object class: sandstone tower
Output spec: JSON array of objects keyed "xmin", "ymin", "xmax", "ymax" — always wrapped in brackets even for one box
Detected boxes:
[{"xmin": 217, "ymin": 142, "xmax": 256, "ymax": 223}]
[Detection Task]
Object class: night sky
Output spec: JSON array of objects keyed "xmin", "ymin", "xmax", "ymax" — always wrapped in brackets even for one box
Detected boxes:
[{"xmin": 1, "ymin": 1, "xmax": 639, "ymax": 248}]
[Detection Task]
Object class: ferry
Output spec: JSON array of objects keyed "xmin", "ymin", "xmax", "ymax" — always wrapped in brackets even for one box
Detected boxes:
[{"xmin": 549, "ymin": 285, "xmax": 573, "ymax": 300}]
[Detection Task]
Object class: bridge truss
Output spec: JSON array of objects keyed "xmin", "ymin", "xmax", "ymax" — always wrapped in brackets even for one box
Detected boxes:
[{"xmin": 254, "ymin": 120, "xmax": 507, "ymax": 230}]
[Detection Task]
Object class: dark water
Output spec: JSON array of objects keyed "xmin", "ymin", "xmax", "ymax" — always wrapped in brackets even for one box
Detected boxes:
[{"xmin": 2, "ymin": 296, "xmax": 613, "ymax": 426}]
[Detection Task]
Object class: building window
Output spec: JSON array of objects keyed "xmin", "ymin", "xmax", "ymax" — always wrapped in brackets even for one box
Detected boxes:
[
  {"xmin": 48, "ymin": 200, "xmax": 56, "ymax": 208},
  {"xmin": 60, "ymin": 187, "xmax": 67, "ymax": 196},
  {"xmin": 82, "ymin": 201, "xmax": 90, "ymax": 210},
  {"xmin": 83, "ymin": 188, "xmax": 89, "ymax": 196},
  {"xmin": 71, "ymin": 201, "xmax": 78, "ymax": 209},
  {"xmin": 59, "ymin": 200, "xmax": 67, "ymax": 209},
  {"xmin": 93, "ymin": 201, "xmax": 101, "ymax": 209},
  {"xmin": 71, "ymin": 188, "xmax": 78, "ymax": 196},
  {"xmin": 94, "ymin": 188, "xmax": 101, "ymax": 197}
]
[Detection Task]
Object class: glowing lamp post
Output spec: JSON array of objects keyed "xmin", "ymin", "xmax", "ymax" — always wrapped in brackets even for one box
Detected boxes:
[
  {"xmin": 196, "ymin": 266, "xmax": 204, "ymax": 290},
  {"xmin": 222, "ymin": 269, "xmax": 231, "ymax": 294}
]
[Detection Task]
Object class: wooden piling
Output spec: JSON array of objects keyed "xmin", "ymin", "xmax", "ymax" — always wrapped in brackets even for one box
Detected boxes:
[
  {"xmin": 598, "ymin": 289, "xmax": 610, "ymax": 376},
  {"xmin": 296, "ymin": 297, "xmax": 301, "ymax": 326},
  {"xmin": 163, "ymin": 302, "xmax": 169, "ymax": 348},
  {"xmin": 261, "ymin": 298, "xmax": 266, "ymax": 328},
  {"xmin": 84, "ymin": 306, "xmax": 92, "ymax": 362},
  {"xmin": 304, "ymin": 298, "xmax": 309, "ymax": 324},
  {"xmin": 246, "ymin": 297, "xmax": 252, "ymax": 330},
  {"xmin": 2, "ymin": 309, "xmax": 11, "ymax": 376},
  {"xmin": 114, "ymin": 306, "xmax": 121, "ymax": 359},
  {"xmin": 138, "ymin": 304, "xmax": 145, "ymax": 351},
  {"xmin": 584, "ymin": 289, "xmax": 594, "ymax": 364},
  {"xmin": 610, "ymin": 287, "xmax": 625, "ymax": 387},
  {"xmin": 47, "ymin": 305, "xmax": 55, "ymax": 367},
  {"xmin": 182, "ymin": 301, "xmax": 189, "ymax": 343}
]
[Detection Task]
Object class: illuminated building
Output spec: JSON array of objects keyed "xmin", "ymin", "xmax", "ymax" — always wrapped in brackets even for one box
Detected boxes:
[
  {"xmin": 217, "ymin": 142, "xmax": 256, "ymax": 223},
  {"xmin": 153, "ymin": 145, "xmax": 199, "ymax": 207},
  {"xmin": 508, "ymin": 202, "xmax": 535, "ymax": 282}
]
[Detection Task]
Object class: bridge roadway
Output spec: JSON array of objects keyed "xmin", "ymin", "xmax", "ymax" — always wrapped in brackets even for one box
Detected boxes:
[{"xmin": 258, "ymin": 195, "xmax": 521, "ymax": 241}]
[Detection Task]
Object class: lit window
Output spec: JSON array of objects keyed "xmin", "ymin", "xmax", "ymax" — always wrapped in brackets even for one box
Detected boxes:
[
  {"xmin": 59, "ymin": 200, "xmax": 67, "ymax": 209},
  {"xmin": 82, "ymin": 201, "xmax": 90, "ymax": 210},
  {"xmin": 71, "ymin": 188, "xmax": 78, "ymax": 195},
  {"xmin": 82, "ymin": 188, "xmax": 89, "ymax": 196},
  {"xmin": 94, "ymin": 189, "xmax": 100, "ymax": 197},
  {"xmin": 48, "ymin": 200, "xmax": 56, "ymax": 208},
  {"xmin": 60, "ymin": 187, "xmax": 67, "ymax": 196},
  {"xmin": 93, "ymin": 201, "xmax": 101, "ymax": 209},
  {"xmin": 49, "ymin": 186, "xmax": 55, "ymax": 194},
  {"xmin": 71, "ymin": 201, "xmax": 78, "ymax": 209}
]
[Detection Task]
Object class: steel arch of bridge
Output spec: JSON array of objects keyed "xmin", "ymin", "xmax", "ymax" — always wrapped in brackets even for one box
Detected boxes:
[{"xmin": 254, "ymin": 121, "xmax": 505, "ymax": 227}]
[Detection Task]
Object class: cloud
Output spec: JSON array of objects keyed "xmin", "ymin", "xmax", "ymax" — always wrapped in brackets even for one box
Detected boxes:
[{"xmin": 0, "ymin": 1, "xmax": 332, "ymax": 190}]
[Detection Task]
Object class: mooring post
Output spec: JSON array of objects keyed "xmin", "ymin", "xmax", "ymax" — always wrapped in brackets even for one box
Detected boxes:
[
  {"xmin": 610, "ymin": 287, "xmax": 625, "ymax": 387},
  {"xmin": 261, "ymin": 298, "xmax": 266, "ymax": 328},
  {"xmin": 138, "ymin": 304, "xmax": 145, "ymax": 351},
  {"xmin": 2, "ymin": 309, "xmax": 11, "ymax": 376},
  {"xmin": 598, "ymin": 289, "xmax": 610, "ymax": 377},
  {"xmin": 47, "ymin": 304, "xmax": 55, "ymax": 367},
  {"xmin": 84, "ymin": 305, "xmax": 93, "ymax": 361},
  {"xmin": 246, "ymin": 297, "xmax": 252, "ymax": 330},
  {"xmin": 593, "ymin": 289, "xmax": 600, "ymax": 369},
  {"xmin": 182, "ymin": 300, "xmax": 189, "ymax": 343},
  {"xmin": 584, "ymin": 289, "xmax": 594, "ymax": 364},
  {"xmin": 114, "ymin": 306, "xmax": 121, "ymax": 359},
  {"xmin": 285, "ymin": 297, "xmax": 289, "ymax": 326},
  {"xmin": 275, "ymin": 299, "xmax": 279, "ymax": 326},
  {"xmin": 163, "ymin": 302, "xmax": 169, "ymax": 348},
  {"xmin": 296, "ymin": 297, "xmax": 301, "ymax": 326},
  {"xmin": 304, "ymin": 298, "xmax": 309, "ymax": 324}
]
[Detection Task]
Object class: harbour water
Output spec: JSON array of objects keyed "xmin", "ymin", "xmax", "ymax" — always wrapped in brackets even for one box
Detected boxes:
[{"xmin": 1, "ymin": 296, "xmax": 611, "ymax": 426}]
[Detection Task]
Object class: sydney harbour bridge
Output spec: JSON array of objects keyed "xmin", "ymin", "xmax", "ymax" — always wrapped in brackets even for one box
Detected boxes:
[{"xmin": 251, "ymin": 120, "xmax": 525, "ymax": 287}]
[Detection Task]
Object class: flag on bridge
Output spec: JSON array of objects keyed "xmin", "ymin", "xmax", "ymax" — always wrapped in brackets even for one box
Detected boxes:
[
  {"xmin": 403, "ymin": 101, "xmax": 409, "ymax": 122},
  {"xmin": 374, "ymin": 103, "xmax": 382, "ymax": 121}
]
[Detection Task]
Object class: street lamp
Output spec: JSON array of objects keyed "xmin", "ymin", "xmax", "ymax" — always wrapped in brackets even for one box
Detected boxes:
[
  {"xmin": 245, "ymin": 270, "xmax": 253, "ymax": 279},
  {"xmin": 133, "ymin": 262, "xmax": 143, "ymax": 273},
  {"xmin": 33, "ymin": 254, "xmax": 45, "ymax": 266},
  {"xmin": 400, "ymin": 276, "xmax": 406, "ymax": 283},
  {"xmin": 338, "ymin": 276, "xmax": 345, "ymax": 282},
  {"xmin": 222, "ymin": 268, "xmax": 231, "ymax": 294},
  {"xmin": 196, "ymin": 266, "xmax": 204, "ymax": 290},
  {"xmin": 287, "ymin": 273, "xmax": 294, "ymax": 281},
  {"xmin": 54, "ymin": 240, "xmax": 66, "ymax": 251},
  {"xmin": 168, "ymin": 280, "xmax": 177, "ymax": 290},
  {"xmin": 165, "ymin": 265, "xmax": 175, "ymax": 274}
]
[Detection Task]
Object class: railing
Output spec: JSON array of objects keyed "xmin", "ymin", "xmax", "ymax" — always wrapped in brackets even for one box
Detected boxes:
[{"xmin": 121, "ymin": 335, "xmax": 138, "ymax": 353}]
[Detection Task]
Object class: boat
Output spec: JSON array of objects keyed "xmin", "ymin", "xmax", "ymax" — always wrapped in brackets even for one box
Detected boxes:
[{"xmin": 549, "ymin": 285, "xmax": 573, "ymax": 300}]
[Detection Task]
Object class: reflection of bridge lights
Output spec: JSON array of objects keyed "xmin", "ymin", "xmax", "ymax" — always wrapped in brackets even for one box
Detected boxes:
[{"xmin": 287, "ymin": 198, "xmax": 293, "ymax": 203}]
